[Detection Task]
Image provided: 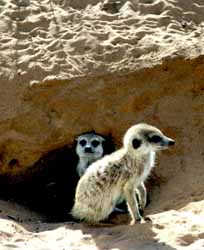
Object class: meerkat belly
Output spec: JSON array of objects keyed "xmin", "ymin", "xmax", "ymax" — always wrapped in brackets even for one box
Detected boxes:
[
  {"xmin": 73, "ymin": 175, "xmax": 123, "ymax": 222},
  {"xmin": 99, "ymin": 185, "xmax": 122, "ymax": 218}
]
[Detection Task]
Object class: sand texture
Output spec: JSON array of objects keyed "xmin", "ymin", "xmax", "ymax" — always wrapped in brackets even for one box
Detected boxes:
[
  {"xmin": 1, "ymin": 200, "xmax": 204, "ymax": 250},
  {"xmin": 0, "ymin": 0, "xmax": 204, "ymax": 249}
]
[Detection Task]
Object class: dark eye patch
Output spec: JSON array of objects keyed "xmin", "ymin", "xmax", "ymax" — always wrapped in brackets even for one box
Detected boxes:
[
  {"xmin": 79, "ymin": 139, "xmax": 87, "ymax": 147},
  {"xmin": 132, "ymin": 138, "xmax": 141, "ymax": 149},
  {"xmin": 148, "ymin": 135, "xmax": 162, "ymax": 143},
  {"xmin": 91, "ymin": 140, "xmax": 100, "ymax": 147}
]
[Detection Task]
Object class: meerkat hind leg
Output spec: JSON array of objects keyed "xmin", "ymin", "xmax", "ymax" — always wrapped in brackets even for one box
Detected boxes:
[{"xmin": 123, "ymin": 183, "xmax": 142, "ymax": 225}]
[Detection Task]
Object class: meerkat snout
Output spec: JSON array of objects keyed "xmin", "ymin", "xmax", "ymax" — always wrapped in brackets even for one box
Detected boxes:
[
  {"xmin": 84, "ymin": 146, "xmax": 94, "ymax": 153},
  {"xmin": 147, "ymin": 133, "xmax": 175, "ymax": 150},
  {"xmin": 167, "ymin": 139, "xmax": 175, "ymax": 146},
  {"xmin": 124, "ymin": 123, "xmax": 175, "ymax": 154}
]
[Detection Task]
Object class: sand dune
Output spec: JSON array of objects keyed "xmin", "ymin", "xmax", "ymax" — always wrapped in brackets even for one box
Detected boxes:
[{"xmin": 1, "ymin": 0, "xmax": 204, "ymax": 83}]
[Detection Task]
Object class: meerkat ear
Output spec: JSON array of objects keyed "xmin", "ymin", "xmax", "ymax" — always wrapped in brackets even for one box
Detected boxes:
[{"xmin": 132, "ymin": 138, "xmax": 141, "ymax": 149}]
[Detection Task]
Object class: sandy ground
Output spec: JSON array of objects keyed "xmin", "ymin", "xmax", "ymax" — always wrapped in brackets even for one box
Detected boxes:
[{"xmin": 0, "ymin": 199, "xmax": 204, "ymax": 250}]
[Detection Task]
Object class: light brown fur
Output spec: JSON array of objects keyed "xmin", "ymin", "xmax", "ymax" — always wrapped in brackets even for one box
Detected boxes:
[{"xmin": 71, "ymin": 123, "xmax": 174, "ymax": 224}]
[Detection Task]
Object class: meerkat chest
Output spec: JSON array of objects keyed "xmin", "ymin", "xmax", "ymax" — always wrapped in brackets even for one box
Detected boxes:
[
  {"xmin": 77, "ymin": 158, "xmax": 94, "ymax": 176},
  {"xmin": 139, "ymin": 152, "xmax": 155, "ymax": 181},
  {"xmin": 133, "ymin": 151, "xmax": 156, "ymax": 184}
]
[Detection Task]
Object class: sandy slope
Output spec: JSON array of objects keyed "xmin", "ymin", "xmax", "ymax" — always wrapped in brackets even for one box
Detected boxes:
[
  {"xmin": 0, "ymin": 199, "xmax": 204, "ymax": 250},
  {"xmin": 0, "ymin": 0, "xmax": 204, "ymax": 83}
]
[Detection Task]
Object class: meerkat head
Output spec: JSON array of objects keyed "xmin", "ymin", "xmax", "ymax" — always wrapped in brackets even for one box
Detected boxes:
[
  {"xmin": 76, "ymin": 133, "xmax": 105, "ymax": 161},
  {"xmin": 123, "ymin": 123, "xmax": 175, "ymax": 155}
]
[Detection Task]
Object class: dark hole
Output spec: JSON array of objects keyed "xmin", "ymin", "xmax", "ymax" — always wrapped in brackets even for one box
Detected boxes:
[
  {"xmin": 8, "ymin": 159, "xmax": 19, "ymax": 168},
  {"xmin": 0, "ymin": 146, "xmax": 79, "ymax": 222},
  {"xmin": 0, "ymin": 154, "xmax": 3, "ymax": 166},
  {"xmin": 0, "ymin": 133, "xmax": 116, "ymax": 223}
]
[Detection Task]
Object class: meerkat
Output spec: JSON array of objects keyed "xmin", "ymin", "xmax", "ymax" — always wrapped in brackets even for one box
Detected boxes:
[
  {"xmin": 75, "ymin": 132, "xmax": 147, "ymax": 214},
  {"xmin": 75, "ymin": 133, "xmax": 107, "ymax": 177},
  {"xmin": 71, "ymin": 123, "xmax": 175, "ymax": 225}
]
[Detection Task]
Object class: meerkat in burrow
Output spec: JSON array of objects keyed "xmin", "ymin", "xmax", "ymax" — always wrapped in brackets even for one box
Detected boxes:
[
  {"xmin": 75, "ymin": 132, "xmax": 147, "ymax": 213},
  {"xmin": 76, "ymin": 133, "xmax": 107, "ymax": 177},
  {"xmin": 71, "ymin": 123, "xmax": 175, "ymax": 225}
]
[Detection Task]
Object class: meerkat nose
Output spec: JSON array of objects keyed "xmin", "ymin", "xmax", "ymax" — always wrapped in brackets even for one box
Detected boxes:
[
  {"xmin": 85, "ymin": 147, "xmax": 93, "ymax": 153},
  {"xmin": 168, "ymin": 139, "xmax": 175, "ymax": 146}
]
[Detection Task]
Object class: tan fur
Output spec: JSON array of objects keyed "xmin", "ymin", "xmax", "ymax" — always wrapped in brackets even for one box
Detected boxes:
[{"xmin": 71, "ymin": 123, "xmax": 174, "ymax": 224}]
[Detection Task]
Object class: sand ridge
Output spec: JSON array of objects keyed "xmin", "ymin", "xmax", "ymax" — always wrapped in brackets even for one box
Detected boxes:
[{"xmin": 0, "ymin": 0, "xmax": 204, "ymax": 84}]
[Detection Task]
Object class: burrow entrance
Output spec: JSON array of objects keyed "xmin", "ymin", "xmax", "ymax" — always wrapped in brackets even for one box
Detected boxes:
[
  {"xmin": 0, "ymin": 146, "xmax": 80, "ymax": 222},
  {"xmin": 0, "ymin": 135, "xmax": 164, "ymax": 223},
  {"xmin": 0, "ymin": 133, "xmax": 118, "ymax": 222}
]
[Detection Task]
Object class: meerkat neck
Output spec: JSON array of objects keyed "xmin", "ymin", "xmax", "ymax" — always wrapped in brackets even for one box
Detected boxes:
[
  {"xmin": 149, "ymin": 151, "xmax": 156, "ymax": 168},
  {"xmin": 77, "ymin": 157, "xmax": 95, "ymax": 177},
  {"xmin": 126, "ymin": 150, "xmax": 156, "ymax": 173},
  {"xmin": 79, "ymin": 157, "xmax": 94, "ymax": 167},
  {"xmin": 132, "ymin": 149, "xmax": 155, "ymax": 160}
]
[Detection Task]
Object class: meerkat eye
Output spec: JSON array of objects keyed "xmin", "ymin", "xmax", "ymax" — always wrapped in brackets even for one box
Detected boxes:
[
  {"xmin": 79, "ymin": 139, "xmax": 87, "ymax": 147},
  {"xmin": 132, "ymin": 138, "xmax": 141, "ymax": 149},
  {"xmin": 91, "ymin": 140, "xmax": 100, "ymax": 147},
  {"xmin": 149, "ymin": 135, "xmax": 162, "ymax": 143}
]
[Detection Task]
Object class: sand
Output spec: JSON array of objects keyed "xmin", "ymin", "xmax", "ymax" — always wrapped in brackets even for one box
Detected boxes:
[
  {"xmin": 0, "ymin": 0, "xmax": 204, "ymax": 249},
  {"xmin": 0, "ymin": 199, "xmax": 204, "ymax": 250},
  {"xmin": 0, "ymin": 0, "xmax": 204, "ymax": 83}
]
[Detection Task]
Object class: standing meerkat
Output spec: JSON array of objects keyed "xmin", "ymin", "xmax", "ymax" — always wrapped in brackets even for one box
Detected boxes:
[{"xmin": 71, "ymin": 123, "xmax": 175, "ymax": 224}]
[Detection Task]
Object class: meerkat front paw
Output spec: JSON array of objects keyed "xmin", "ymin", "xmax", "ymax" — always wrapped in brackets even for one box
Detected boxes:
[
  {"xmin": 129, "ymin": 215, "xmax": 142, "ymax": 225},
  {"xmin": 129, "ymin": 216, "xmax": 144, "ymax": 225},
  {"xmin": 130, "ymin": 219, "xmax": 136, "ymax": 225}
]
